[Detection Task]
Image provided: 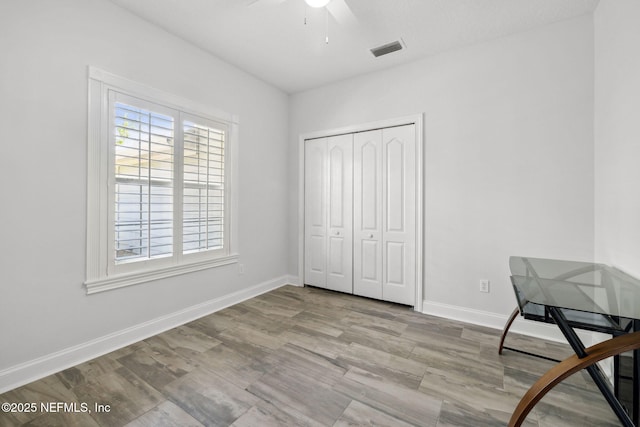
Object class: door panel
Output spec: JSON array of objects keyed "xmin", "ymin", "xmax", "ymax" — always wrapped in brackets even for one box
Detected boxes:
[
  {"xmin": 307, "ymin": 145, "xmax": 325, "ymax": 228},
  {"xmin": 385, "ymin": 241, "xmax": 404, "ymax": 284},
  {"xmin": 328, "ymin": 236, "xmax": 344, "ymax": 274},
  {"xmin": 353, "ymin": 130, "xmax": 383, "ymax": 300},
  {"xmin": 329, "ymin": 146, "xmax": 345, "ymax": 228},
  {"xmin": 386, "ymin": 138, "xmax": 405, "ymax": 232},
  {"xmin": 308, "ymin": 235, "xmax": 326, "ymax": 274},
  {"xmin": 360, "ymin": 142, "xmax": 378, "ymax": 230},
  {"xmin": 304, "ymin": 138, "xmax": 327, "ymax": 287},
  {"xmin": 382, "ymin": 125, "xmax": 416, "ymax": 305},
  {"xmin": 326, "ymin": 134, "xmax": 353, "ymax": 293},
  {"xmin": 361, "ymin": 240, "xmax": 378, "ymax": 280}
]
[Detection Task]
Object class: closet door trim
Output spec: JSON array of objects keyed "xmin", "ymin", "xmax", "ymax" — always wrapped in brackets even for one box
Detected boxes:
[{"xmin": 298, "ymin": 114, "xmax": 423, "ymax": 312}]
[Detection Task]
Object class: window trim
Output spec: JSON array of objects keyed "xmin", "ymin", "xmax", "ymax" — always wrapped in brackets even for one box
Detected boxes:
[{"xmin": 86, "ymin": 67, "xmax": 239, "ymax": 295}]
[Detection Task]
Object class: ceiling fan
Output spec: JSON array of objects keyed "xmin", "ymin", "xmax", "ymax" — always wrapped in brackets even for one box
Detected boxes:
[{"xmin": 248, "ymin": 0, "xmax": 357, "ymax": 28}]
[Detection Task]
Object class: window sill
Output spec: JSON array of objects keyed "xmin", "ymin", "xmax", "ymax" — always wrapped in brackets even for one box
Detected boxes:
[{"xmin": 84, "ymin": 254, "xmax": 239, "ymax": 295}]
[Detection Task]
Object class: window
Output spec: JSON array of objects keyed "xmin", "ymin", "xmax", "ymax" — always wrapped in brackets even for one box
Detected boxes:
[{"xmin": 86, "ymin": 68, "xmax": 238, "ymax": 294}]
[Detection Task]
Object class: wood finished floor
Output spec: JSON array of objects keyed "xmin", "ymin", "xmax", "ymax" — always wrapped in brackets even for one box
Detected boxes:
[{"xmin": 0, "ymin": 285, "xmax": 621, "ymax": 427}]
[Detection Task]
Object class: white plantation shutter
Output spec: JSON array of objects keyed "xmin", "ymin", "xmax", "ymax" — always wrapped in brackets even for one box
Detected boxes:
[
  {"xmin": 182, "ymin": 120, "xmax": 226, "ymax": 253},
  {"xmin": 86, "ymin": 68, "xmax": 238, "ymax": 293},
  {"xmin": 113, "ymin": 100, "xmax": 175, "ymax": 263}
]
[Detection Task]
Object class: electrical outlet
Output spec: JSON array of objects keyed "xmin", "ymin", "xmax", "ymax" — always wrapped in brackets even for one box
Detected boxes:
[
  {"xmin": 238, "ymin": 264, "xmax": 245, "ymax": 275},
  {"xmin": 479, "ymin": 279, "xmax": 490, "ymax": 293}
]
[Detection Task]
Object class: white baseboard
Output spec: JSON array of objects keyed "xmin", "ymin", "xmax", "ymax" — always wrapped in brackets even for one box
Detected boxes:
[
  {"xmin": 284, "ymin": 275, "xmax": 302, "ymax": 286},
  {"xmin": 421, "ymin": 300, "xmax": 602, "ymax": 346},
  {"xmin": 0, "ymin": 276, "xmax": 290, "ymax": 394}
]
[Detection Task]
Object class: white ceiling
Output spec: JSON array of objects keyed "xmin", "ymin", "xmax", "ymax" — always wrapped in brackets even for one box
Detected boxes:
[{"xmin": 108, "ymin": 0, "xmax": 599, "ymax": 94}]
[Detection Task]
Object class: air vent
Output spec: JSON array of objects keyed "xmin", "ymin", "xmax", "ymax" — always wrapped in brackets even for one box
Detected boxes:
[{"xmin": 370, "ymin": 40, "xmax": 405, "ymax": 58}]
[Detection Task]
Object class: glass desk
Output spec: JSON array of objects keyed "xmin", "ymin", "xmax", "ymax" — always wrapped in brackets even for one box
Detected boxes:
[{"xmin": 502, "ymin": 256, "xmax": 640, "ymax": 427}]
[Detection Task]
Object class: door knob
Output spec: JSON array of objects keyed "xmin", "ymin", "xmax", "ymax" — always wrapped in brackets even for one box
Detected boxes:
[
  {"xmin": 335, "ymin": 231, "xmax": 340, "ymax": 236},
  {"xmin": 369, "ymin": 234, "xmax": 374, "ymax": 239}
]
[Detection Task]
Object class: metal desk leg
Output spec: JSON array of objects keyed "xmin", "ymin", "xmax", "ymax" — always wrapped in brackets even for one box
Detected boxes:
[
  {"xmin": 615, "ymin": 353, "xmax": 620, "ymax": 397},
  {"xmin": 548, "ymin": 307, "xmax": 634, "ymax": 427},
  {"xmin": 508, "ymin": 331, "xmax": 640, "ymax": 427},
  {"xmin": 634, "ymin": 319, "xmax": 640, "ymax": 426},
  {"xmin": 499, "ymin": 307, "xmax": 520, "ymax": 355}
]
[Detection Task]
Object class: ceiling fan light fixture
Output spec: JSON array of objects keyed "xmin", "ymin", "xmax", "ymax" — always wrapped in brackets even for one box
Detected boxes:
[{"xmin": 305, "ymin": 0, "xmax": 330, "ymax": 8}]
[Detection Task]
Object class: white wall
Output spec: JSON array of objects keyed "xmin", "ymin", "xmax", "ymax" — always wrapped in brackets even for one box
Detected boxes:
[
  {"xmin": 594, "ymin": 0, "xmax": 640, "ymax": 277},
  {"xmin": 289, "ymin": 16, "xmax": 595, "ymax": 321},
  {"xmin": 0, "ymin": 0, "xmax": 289, "ymax": 387}
]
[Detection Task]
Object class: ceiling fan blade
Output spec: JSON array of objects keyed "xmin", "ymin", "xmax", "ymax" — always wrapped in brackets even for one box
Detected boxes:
[
  {"xmin": 326, "ymin": 0, "xmax": 357, "ymax": 27},
  {"xmin": 247, "ymin": 0, "xmax": 286, "ymax": 7}
]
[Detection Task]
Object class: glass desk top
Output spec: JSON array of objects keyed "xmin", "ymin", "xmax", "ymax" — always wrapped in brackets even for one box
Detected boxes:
[{"xmin": 510, "ymin": 256, "xmax": 640, "ymax": 322}]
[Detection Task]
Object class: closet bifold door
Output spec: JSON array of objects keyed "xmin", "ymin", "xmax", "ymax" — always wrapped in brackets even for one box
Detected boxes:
[
  {"xmin": 381, "ymin": 125, "xmax": 416, "ymax": 306},
  {"xmin": 326, "ymin": 134, "xmax": 353, "ymax": 293},
  {"xmin": 304, "ymin": 135, "xmax": 353, "ymax": 293},
  {"xmin": 354, "ymin": 125, "xmax": 416, "ymax": 305},
  {"xmin": 353, "ymin": 130, "xmax": 383, "ymax": 300},
  {"xmin": 304, "ymin": 138, "xmax": 327, "ymax": 288}
]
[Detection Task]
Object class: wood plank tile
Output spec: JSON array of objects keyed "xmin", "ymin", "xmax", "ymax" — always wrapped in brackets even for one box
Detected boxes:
[
  {"xmin": 280, "ymin": 327, "xmax": 351, "ymax": 360},
  {"xmin": 336, "ymin": 342, "xmax": 426, "ymax": 387},
  {"xmin": 230, "ymin": 401, "xmax": 323, "ymax": 427},
  {"xmin": 144, "ymin": 325, "xmax": 221, "ymax": 354},
  {"xmin": 289, "ymin": 311, "xmax": 345, "ymax": 338},
  {"xmin": 333, "ymin": 366, "xmax": 441, "ymax": 427},
  {"xmin": 499, "ymin": 331, "xmax": 574, "ymax": 364},
  {"xmin": 71, "ymin": 366, "xmax": 164, "ymax": 426},
  {"xmin": 117, "ymin": 344, "xmax": 196, "ymax": 391},
  {"xmin": 213, "ymin": 329, "xmax": 281, "ymax": 368},
  {"xmin": 0, "ymin": 412, "xmax": 22, "ymax": 427},
  {"xmin": 21, "ymin": 411, "xmax": 101, "ymax": 427},
  {"xmin": 419, "ymin": 366, "xmax": 521, "ymax": 415},
  {"xmin": 247, "ymin": 365, "xmax": 351, "ymax": 425},
  {"xmin": 436, "ymin": 400, "xmax": 538, "ymax": 427},
  {"xmin": 339, "ymin": 325, "xmax": 416, "ymax": 357},
  {"xmin": 534, "ymin": 400, "xmax": 620, "ymax": 427},
  {"xmin": 503, "ymin": 365, "xmax": 620, "ymax": 423},
  {"xmin": 271, "ymin": 343, "xmax": 347, "ymax": 385},
  {"xmin": 334, "ymin": 400, "xmax": 416, "ymax": 427},
  {"xmin": 302, "ymin": 287, "xmax": 353, "ymax": 309},
  {"xmin": 412, "ymin": 333, "xmax": 481, "ymax": 361},
  {"xmin": 0, "ymin": 376, "xmax": 79, "ymax": 425},
  {"xmin": 412, "ymin": 341, "xmax": 505, "ymax": 388},
  {"xmin": 340, "ymin": 310, "xmax": 408, "ymax": 337},
  {"xmin": 217, "ymin": 325, "xmax": 287, "ymax": 351},
  {"xmin": 56, "ymin": 356, "xmax": 123, "ymax": 390},
  {"xmin": 124, "ymin": 400, "xmax": 203, "ymax": 427},
  {"xmin": 241, "ymin": 297, "xmax": 305, "ymax": 318},
  {"xmin": 500, "ymin": 353, "xmax": 589, "ymax": 389},
  {"xmin": 229, "ymin": 310, "xmax": 296, "ymax": 335},
  {"xmin": 185, "ymin": 303, "xmax": 250, "ymax": 337},
  {"xmin": 184, "ymin": 343, "xmax": 272, "ymax": 389},
  {"xmin": 163, "ymin": 367, "xmax": 258, "ymax": 426},
  {"xmin": 253, "ymin": 291, "xmax": 309, "ymax": 310},
  {"xmin": 346, "ymin": 301, "xmax": 399, "ymax": 321},
  {"xmin": 401, "ymin": 321, "xmax": 464, "ymax": 345}
]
